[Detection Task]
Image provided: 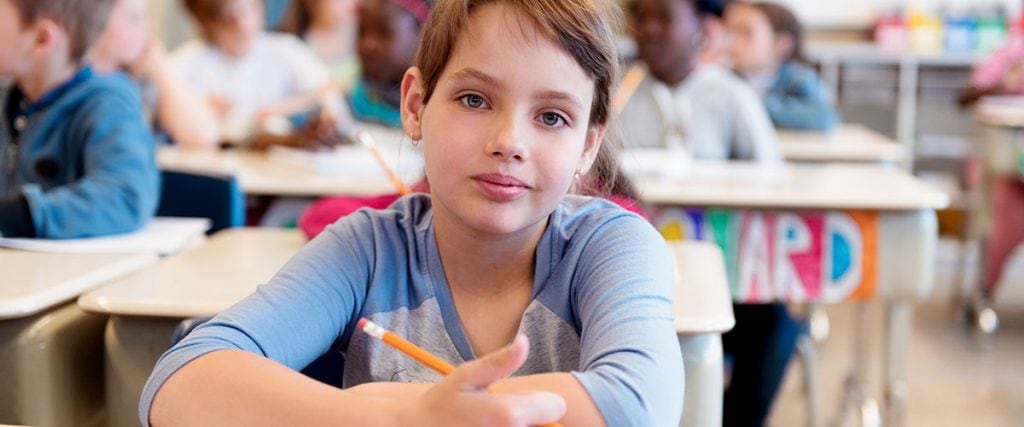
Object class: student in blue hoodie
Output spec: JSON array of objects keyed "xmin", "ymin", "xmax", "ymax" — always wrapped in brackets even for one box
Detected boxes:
[
  {"xmin": 726, "ymin": 1, "xmax": 839, "ymax": 132},
  {"xmin": 0, "ymin": 0, "xmax": 159, "ymax": 238}
]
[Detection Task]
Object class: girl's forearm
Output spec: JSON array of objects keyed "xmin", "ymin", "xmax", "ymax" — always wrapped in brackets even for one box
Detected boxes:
[
  {"xmin": 492, "ymin": 372, "xmax": 606, "ymax": 427},
  {"xmin": 149, "ymin": 350, "xmax": 409, "ymax": 427}
]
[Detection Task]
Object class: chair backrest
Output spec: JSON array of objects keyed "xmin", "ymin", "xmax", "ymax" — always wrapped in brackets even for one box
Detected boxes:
[{"xmin": 156, "ymin": 170, "xmax": 245, "ymax": 234}]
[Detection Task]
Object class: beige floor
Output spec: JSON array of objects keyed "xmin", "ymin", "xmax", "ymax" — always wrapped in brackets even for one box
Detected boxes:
[{"xmin": 767, "ymin": 240, "xmax": 1024, "ymax": 427}]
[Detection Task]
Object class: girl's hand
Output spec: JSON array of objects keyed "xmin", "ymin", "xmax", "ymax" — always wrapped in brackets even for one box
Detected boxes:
[{"xmin": 408, "ymin": 335, "xmax": 567, "ymax": 427}]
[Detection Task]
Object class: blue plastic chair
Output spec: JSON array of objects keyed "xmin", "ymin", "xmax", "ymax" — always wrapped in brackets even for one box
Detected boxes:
[{"xmin": 156, "ymin": 170, "xmax": 245, "ymax": 234}]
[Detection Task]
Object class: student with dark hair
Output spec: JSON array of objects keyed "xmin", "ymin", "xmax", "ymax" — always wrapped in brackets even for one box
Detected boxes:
[{"xmin": 619, "ymin": 0, "xmax": 780, "ymax": 161}]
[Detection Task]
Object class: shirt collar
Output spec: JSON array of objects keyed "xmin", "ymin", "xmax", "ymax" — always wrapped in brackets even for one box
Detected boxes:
[{"xmin": 19, "ymin": 66, "xmax": 93, "ymax": 117}]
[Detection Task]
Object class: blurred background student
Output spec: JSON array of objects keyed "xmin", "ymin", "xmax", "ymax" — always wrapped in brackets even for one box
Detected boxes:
[
  {"xmin": 0, "ymin": 0, "xmax": 159, "ymax": 238},
  {"xmin": 618, "ymin": 0, "xmax": 780, "ymax": 161},
  {"xmin": 696, "ymin": 0, "xmax": 734, "ymax": 66},
  {"xmin": 89, "ymin": 0, "xmax": 219, "ymax": 148},
  {"xmin": 726, "ymin": 1, "xmax": 839, "ymax": 132},
  {"xmin": 173, "ymin": 0, "xmax": 340, "ymax": 147},
  {"xmin": 279, "ymin": 0, "xmax": 362, "ymax": 93},
  {"xmin": 348, "ymin": 0, "xmax": 431, "ymax": 128}
]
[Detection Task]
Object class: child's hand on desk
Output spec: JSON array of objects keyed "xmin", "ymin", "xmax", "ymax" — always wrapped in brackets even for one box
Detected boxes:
[{"xmin": 410, "ymin": 335, "xmax": 566, "ymax": 427}]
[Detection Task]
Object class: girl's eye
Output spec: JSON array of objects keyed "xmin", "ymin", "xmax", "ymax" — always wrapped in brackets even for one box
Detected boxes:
[
  {"xmin": 460, "ymin": 94, "xmax": 488, "ymax": 109},
  {"xmin": 539, "ymin": 112, "xmax": 567, "ymax": 128}
]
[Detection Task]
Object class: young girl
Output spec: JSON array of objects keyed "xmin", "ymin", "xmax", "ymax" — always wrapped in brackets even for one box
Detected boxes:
[
  {"xmin": 618, "ymin": 0, "xmax": 780, "ymax": 161},
  {"xmin": 725, "ymin": 1, "xmax": 839, "ymax": 131},
  {"xmin": 142, "ymin": 1, "xmax": 683, "ymax": 426},
  {"xmin": 279, "ymin": 0, "xmax": 362, "ymax": 93},
  {"xmin": 89, "ymin": 0, "xmax": 219, "ymax": 148}
]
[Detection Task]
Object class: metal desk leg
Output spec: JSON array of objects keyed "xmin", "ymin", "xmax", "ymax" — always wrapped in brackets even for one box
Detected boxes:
[
  {"xmin": 897, "ymin": 59, "xmax": 919, "ymax": 170},
  {"xmin": 885, "ymin": 301, "xmax": 914, "ymax": 427},
  {"xmin": 678, "ymin": 333, "xmax": 723, "ymax": 427},
  {"xmin": 835, "ymin": 303, "xmax": 880, "ymax": 427},
  {"xmin": 104, "ymin": 315, "xmax": 181, "ymax": 427}
]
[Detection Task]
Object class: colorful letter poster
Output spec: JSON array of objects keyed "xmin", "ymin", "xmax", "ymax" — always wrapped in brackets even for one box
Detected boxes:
[{"xmin": 655, "ymin": 208, "xmax": 878, "ymax": 303}]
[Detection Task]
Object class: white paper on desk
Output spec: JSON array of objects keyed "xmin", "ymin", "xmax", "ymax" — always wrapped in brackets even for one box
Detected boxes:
[{"xmin": 0, "ymin": 217, "xmax": 211, "ymax": 256}]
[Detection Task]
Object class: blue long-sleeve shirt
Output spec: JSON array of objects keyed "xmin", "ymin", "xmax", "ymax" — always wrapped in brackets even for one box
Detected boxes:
[
  {"xmin": 760, "ymin": 61, "xmax": 840, "ymax": 132},
  {"xmin": 0, "ymin": 68, "xmax": 159, "ymax": 238},
  {"xmin": 140, "ymin": 194, "xmax": 685, "ymax": 426}
]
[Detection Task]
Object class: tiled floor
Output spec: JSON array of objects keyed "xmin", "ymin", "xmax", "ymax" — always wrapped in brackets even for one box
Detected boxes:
[{"xmin": 767, "ymin": 239, "xmax": 1024, "ymax": 427}]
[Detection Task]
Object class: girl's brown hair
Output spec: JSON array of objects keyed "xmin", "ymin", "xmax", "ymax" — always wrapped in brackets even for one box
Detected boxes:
[
  {"xmin": 751, "ymin": 1, "xmax": 805, "ymax": 63},
  {"xmin": 414, "ymin": 0, "xmax": 638, "ymax": 200}
]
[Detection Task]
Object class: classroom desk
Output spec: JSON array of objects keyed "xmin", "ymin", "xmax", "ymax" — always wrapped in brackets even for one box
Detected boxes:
[
  {"xmin": 157, "ymin": 125, "xmax": 421, "ymax": 197},
  {"xmin": 0, "ymin": 250, "xmax": 157, "ymax": 427},
  {"xmin": 77, "ymin": 228, "xmax": 305, "ymax": 427},
  {"xmin": 777, "ymin": 123, "xmax": 908, "ymax": 164},
  {"xmin": 633, "ymin": 161, "xmax": 948, "ymax": 427},
  {"xmin": 80, "ymin": 228, "xmax": 734, "ymax": 427}
]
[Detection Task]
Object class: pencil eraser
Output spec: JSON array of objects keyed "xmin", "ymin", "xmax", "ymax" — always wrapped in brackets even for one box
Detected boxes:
[{"xmin": 357, "ymin": 317, "xmax": 368, "ymax": 331}]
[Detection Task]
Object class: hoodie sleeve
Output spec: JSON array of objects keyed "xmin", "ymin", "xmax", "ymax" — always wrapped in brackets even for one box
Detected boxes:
[{"xmin": 22, "ymin": 75, "xmax": 160, "ymax": 238}]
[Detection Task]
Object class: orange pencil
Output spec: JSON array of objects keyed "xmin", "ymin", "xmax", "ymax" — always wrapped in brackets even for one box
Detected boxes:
[
  {"xmin": 353, "ymin": 131, "xmax": 413, "ymax": 196},
  {"xmin": 357, "ymin": 318, "xmax": 565, "ymax": 427}
]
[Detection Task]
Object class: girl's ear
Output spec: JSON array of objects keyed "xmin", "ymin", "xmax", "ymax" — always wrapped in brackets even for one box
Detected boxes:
[
  {"xmin": 400, "ymin": 66, "xmax": 425, "ymax": 141},
  {"xmin": 577, "ymin": 125, "xmax": 605, "ymax": 175}
]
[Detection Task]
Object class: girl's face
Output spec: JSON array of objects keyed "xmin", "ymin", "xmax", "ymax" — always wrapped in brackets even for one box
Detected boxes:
[
  {"xmin": 210, "ymin": 0, "xmax": 264, "ymax": 57},
  {"xmin": 725, "ymin": 4, "xmax": 777, "ymax": 73},
  {"xmin": 402, "ymin": 2, "xmax": 602, "ymax": 237},
  {"xmin": 91, "ymin": 0, "xmax": 150, "ymax": 70},
  {"xmin": 357, "ymin": 0, "xmax": 420, "ymax": 86},
  {"xmin": 630, "ymin": 0, "xmax": 701, "ymax": 86}
]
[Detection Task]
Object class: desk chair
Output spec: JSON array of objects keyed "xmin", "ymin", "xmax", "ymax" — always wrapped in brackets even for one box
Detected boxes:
[{"xmin": 156, "ymin": 170, "xmax": 245, "ymax": 235}]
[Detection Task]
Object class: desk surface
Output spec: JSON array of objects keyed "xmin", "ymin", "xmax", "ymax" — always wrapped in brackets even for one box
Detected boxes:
[
  {"xmin": 671, "ymin": 241, "xmax": 735, "ymax": 334},
  {"xmin": 634, "ymin": 162, "xmax": 949, "ymax": 211},
  {"xmin": 79, "ymin": 228, "xmax": 734, "ymax": 335},
  {"xmin": 777, "ymin": 124, "xmax": 907, "ymax": 163},
  {"xmin": 1, "ymin": 250, "xmax": 157, "ymax": 319},
  {"xmin": 158, "ymin": 148, "xmax": 409, "ymax": 197},
  {"xmin": 78, "ymin": 228, "xmax": 307, "ymax": 318}
]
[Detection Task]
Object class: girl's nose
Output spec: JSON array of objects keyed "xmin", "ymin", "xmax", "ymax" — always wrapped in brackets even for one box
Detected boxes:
[{"xmin": 485, "ymin": 113, "xmax": 527, "ymax": 162}]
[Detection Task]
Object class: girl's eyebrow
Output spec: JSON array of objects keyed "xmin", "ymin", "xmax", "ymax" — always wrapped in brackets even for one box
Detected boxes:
[
  {"xmin": 449, "ymin": 67, "xmax": 504, "ymax": 90},
  {"xmin": 448, "ymin": 67, "xmax": 585, "ymax": 111}
]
